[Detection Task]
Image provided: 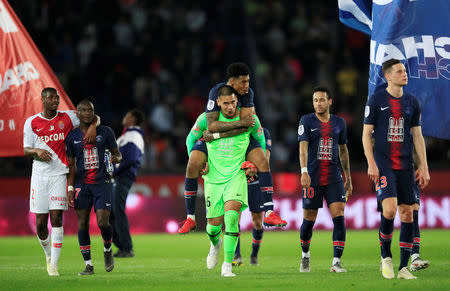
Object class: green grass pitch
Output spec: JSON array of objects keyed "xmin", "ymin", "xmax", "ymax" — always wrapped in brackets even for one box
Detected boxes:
[{"xmin": 1, "ymin": 230, "xmax": 449, "ymax": 290}]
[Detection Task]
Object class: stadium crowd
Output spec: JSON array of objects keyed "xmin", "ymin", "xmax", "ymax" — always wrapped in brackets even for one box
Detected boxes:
[{"xmin": 1, "ymin": 0, "xmax": 448, "ymax": 175}]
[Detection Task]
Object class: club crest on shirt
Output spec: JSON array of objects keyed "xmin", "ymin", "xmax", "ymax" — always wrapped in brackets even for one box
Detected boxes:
[
  {"xmin": 58, "ymin": 120, "xmax": 65, "ymax": 130},
  {"xmin": 298, "ymin": 125, "xmax": 304, "ymax": 136},
  {"xmin": 96, "ymin": 135, "xmax": 103, "ymax": 142},
  {"xmin": 207, "ymin": 100, "xmax": 215, "ymax": 111}
]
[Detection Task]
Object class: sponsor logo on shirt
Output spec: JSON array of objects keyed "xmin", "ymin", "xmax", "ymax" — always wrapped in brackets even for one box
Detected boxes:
[{"xmin": 38, "ymin": 132, "xmax": 65, "ymax": 143}]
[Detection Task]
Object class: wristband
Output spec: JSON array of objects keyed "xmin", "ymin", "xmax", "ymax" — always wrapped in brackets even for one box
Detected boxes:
[
  {"xmin": 68, "ymin": 185, "xmax": 74, "ymax": 192},
  {"xmin": 301, "ymin": 167, "xmax": 308, "ymax": 174},
  {"xmin": 213, "ymin": 133, "xmax": 220, "ymax": 140}
]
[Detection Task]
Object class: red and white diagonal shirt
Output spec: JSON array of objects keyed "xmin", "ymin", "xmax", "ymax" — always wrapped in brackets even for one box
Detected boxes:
[{"xmin": 23, "ymin": 110, "xmax": 79, "ymax": 176}]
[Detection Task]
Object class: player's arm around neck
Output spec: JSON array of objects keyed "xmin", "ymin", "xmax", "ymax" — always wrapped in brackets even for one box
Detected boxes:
[
  {"xmin": 411, "ymin": 126, "xmax": 430, "ymax": 189},
  {"xmin": 206, "ymin": 111, "xmax": 253, "ymax": 133},
  {"xmin": 84, "ymin": 115, "xmax": 101, "ymax": 144},
  {"xmin": 299, "ymin": 141, "xmax": 311, "ymax": 188},
  {"xmin": 362, "ymin": 124, "xmax": 379, "ymax": 184}
]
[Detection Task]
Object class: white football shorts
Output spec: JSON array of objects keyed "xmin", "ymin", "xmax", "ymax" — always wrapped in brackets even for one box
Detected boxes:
[{"xmin": 30, "ymin": 174, "xmax": 68, "ymax": 213}]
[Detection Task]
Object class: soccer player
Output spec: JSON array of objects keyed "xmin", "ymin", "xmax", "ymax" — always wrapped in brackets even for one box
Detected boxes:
[
  {"xmin": 23, "ymin": 87, "xmax": 98, "ymax": 276},
  {"xmin": 110, "ymin": 109, "xmax": 145, "ymax": 258},
  {"xmin": 233, "ymin": 127, "xmax": 272, "ymax": 267},
  {"xmin": 66, "ymin": 100, "xmax": 122, "ymax": 275},
  {"xmin": 362, "ymin": 59, "xmax": 430, "ymax": 280},
  {"xmin": 203, "ymin": 85, "xmax": 261, "ymax": 277},
  {"xmin": 178, "ymin": 62, "xmax": 286, "ymax": 234},
  {"xmin": 298, "ymin": 86, "xmax": 352, "ymax": 273}
]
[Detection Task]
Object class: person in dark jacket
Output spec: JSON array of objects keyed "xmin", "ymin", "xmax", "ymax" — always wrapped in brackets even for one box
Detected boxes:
[{"xmin": 111, "ymin": 109, "xmax": 145, "ymax": 257}]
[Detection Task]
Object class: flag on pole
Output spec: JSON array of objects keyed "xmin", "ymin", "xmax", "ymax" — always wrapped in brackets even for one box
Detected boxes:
[
  {"xmin": 0, "ymin": 0, "xmax": 74, "ymax": 157},
  {"xmin": 338, "ymin": 0, "xmax": 450, "ymax": 139}
]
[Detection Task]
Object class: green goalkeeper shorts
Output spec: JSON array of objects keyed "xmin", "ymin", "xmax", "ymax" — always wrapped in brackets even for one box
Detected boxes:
[{"xmin": 204, "ymin": 173, "xmax": 248, "ymax": 218}]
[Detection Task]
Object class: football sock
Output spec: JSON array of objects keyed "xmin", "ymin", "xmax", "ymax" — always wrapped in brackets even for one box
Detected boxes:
[
  {"xmin": 259, "ymin": 172, "xmax": 274, "ymax": 213},
  {"xmin": 184, "ymin": 178, "xmax": 198, "ymax": 216},
  {"xmin": 412, "ymin": 210, "xmax": 420, "ymax": 256},
  {"xmin": 206, "ymin": 223, "xmax": 222, "ymax": 246},
  {"xmin": 300, "ymin": 219, "xmax": 315, "ymax": 254},
  {"xmin": 78, "ymin": 229, "xmax": 91, "ymax": 262},
  {"xmin": 332, "ymin": 216, "xmax": 346, "ymax": 259},
  {"xmin": 100, "ymin": 224, "xmax": 113, "ymax": 251},
  {"xmin": 37, "ymin": 235, "xmax": 51, "ymax": 259},
  {"xmin": 224, "ymin": 210, "xmax": 239, "ymax": 263},
  {"xmin": 379, "ymin": 214, "xmax": 393, "ymax": 258},
  {"xmin": 399, "ymin": 222, "xmax": 414, "ymax": 270},
  {"xmin": 50, "ymin": 227, "xmax": 63, "ymax": 267},
  {"xmin": 251, "ymin": 228, "xmax": 264, "ymax": 257},
  {"xmin": 234, "ymin": 225, "xmax": 241, "ymax": 257}
]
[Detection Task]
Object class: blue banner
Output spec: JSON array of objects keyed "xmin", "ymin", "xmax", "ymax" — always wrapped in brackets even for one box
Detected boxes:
[{"xmin": 338, "ymin": 0, "xmax": 450, "ymax": 139}]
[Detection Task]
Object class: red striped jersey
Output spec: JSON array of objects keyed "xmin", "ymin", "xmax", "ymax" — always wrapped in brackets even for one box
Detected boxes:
[
  {"xmin": 298, "ymin": 114, "xmax": 347, "ymax": 186},
  {"xmin": 364, "ymin": 90, "xmax": 421, "ymax": 170}
]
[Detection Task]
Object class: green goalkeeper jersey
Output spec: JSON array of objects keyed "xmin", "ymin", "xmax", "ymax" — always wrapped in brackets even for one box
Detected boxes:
[
  {"xmin": 203, "ymin": 112, "xmax": 263, "ymax": 184},
  {"xmin": 185, "ymin": 112, "xmax": 266, "ymax": 155}
]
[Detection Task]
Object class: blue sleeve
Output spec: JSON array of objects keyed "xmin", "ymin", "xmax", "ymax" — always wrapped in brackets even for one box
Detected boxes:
[
  {"xmin": 113, "ymin": 143, "xmax": 142, "ymax": 176},
  {"xmin": 205, "ymin": 86, "xmax": 220, "ymax": 113},
  {"xmin": 411, "ymin": 96, "xmax": 421, "ymax": 127},
  {"xmin": 65, "ymin": 132, "xmax": 74, "ymax": 157},
  {"xmin": 240, "ymin": 88, "xmax": 255, "ymax": 108},
  {"xmin": 363, "ymin": 96, "xmax": 377, "ymax": 125},
  {"xmin": 263, "ymin": 128, "xmax": 272, "ymax": 152},
  {"xmin": 298, "ymin": 115, "xmax": 310, "ymax": 142},
  {"xmin": 338, "ymin": 118, "xmax": 348, "ymax": 145}
]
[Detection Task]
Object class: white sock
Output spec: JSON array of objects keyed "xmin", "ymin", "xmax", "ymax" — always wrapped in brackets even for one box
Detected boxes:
[
  {"xmin": 332, "ymin": 257, "xmax": 340, "ymax": 265},
  {"xmin": 411, "ymin": 253, "xmax": 420, "ymax": 261},
  {"xmin": 104, "ymin": 246, "xmax": 112, "ymax": 252},
  {"xmin": 187, "ymin": 214, "xmax": 195, "ymax": 221},
  {"xmin": 37, "ymin": 235, "xmax": 51, "ymax": 259},
  {"xmin": 85, "ymin": 260, "xmax": 92, "ymax": 266},
  {"xmin": 50, "ymin": 227, "xmax": 63, "ymax": 267},
  {"xmin": 265, "ymin": 210, "xmax": 273, "ymax": 217},
  {"xmin": 302, "ymin": 251, "xmax": 310, "ymax": 258}
]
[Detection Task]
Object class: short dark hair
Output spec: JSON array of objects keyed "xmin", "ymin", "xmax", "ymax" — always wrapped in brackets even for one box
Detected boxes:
[
  {"xmin": 226, "ymin": 62, "xmax": 250, "ymax": 79},
  {"xmin": 217, "ymin": 85, "xmax": 237, "ymax": 98},
  {"xmin": 129, "ymin": 109, "xmax": 145, "ymax": 126},
  {"xmin": 76, "ymin": 99, "xmax": 94, "ymax": 110},
  {"xmin": 382, "ymin": 59, "xmax": 402, "ymax": 75},
  {"xmin": 41, "ymin": 87, "xmax": 57, "ymax": 97},
  {"xmin": 313, "ymin": 86, "xmax": 332, "ymax": 99}
]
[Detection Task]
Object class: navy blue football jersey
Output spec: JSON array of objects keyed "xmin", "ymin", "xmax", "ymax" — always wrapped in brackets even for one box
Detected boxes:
[
  {"xmin": 363, "ymin": 90, "xmax": 421, "ymax": 170},
  {"xmin": 205, "ymin": 82, "xmax": 254, "ymax": 113},
  {"xmin": 298, "ymin": 114, "xmax": 347, "ymax": 186},
  {"xmin": 66, "ymin": 126, "xmax": 118, "ymax": 184}
]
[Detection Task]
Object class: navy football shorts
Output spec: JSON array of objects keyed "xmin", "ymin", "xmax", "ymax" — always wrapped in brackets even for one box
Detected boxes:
[
  {"xmin": 245, "ymin": 136, "xmax": 262, "ymax": 155},
  {"xmin": 74, "ymin": 182, "xmax": 113, "ymax": 211},
  {"xmin": 376, "ymin": 168, "xmax": 416, "ymax": 206},
  {"xmin": 302, "ymin": 181, "xmax": 346, "ymax": 209},
  {"xmin": 191, "ymin": 139, "xmax": 207, "ymax": 155}
]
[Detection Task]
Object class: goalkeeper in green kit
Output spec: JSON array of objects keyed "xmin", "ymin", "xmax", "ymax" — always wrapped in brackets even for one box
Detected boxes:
[{"xmin": 200, "ymin": 85, "xmax": 263, "ymax": 277}]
